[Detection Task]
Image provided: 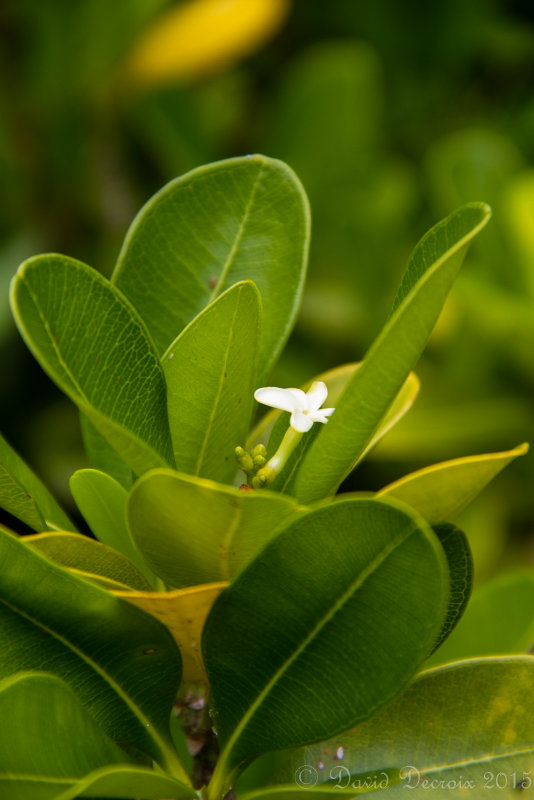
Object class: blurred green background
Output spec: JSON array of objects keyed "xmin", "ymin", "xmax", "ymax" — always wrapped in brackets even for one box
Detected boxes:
[{"xmin": 1, "ymin": 0, "xmax": 533, "ymax": 578}]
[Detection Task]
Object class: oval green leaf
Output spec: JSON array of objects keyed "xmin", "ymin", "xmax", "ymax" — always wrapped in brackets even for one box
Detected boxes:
[
  {"xmin": 10, "ymin": 255, "xmax": 174, "ymax": 475},
  {"xmin": 127, "ymin": 469, "xmax": 301, "ymax": 586},
  {"xmin": 290, "ymin": 203, "xmax": 491, "ymax": 503},
  {"xmin": 377, "ymin": 443, "xmax": 529, "ymax": 523},
  {"xmin": 112, "ymin": 155, "xmax": 310, "ymax": 379},
  {"xmin": 0, "ymin": 527, "xmax": 185, "ymax": 777},
  {"xmin": 70, "ymin": 468, "xmax": 155, "ymax": 581},
  {"xmin": 163, "ymin": 281, "xmax": 260, "ymax": 482},
  {"xmin": 203, "ymin": 496, "xmax": 448, "ymax": 795}
]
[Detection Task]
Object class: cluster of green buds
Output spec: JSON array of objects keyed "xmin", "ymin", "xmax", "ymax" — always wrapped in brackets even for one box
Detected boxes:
[{"xmin": 235, "ymin": 443, "xmax": 268, "ymax": 487}]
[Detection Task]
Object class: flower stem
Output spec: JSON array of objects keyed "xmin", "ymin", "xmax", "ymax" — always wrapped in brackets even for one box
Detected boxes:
[{"xmin": 252, "ymin": 426, "xmax": 302, "ymax": 488}]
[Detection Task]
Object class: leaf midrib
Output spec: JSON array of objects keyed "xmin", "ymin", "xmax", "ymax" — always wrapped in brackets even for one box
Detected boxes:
[
  {"xmin": 194, "ymin": 289, "xmax": 243, "ymax": 475},
  {"xmin": 207, "ymin": 162, "xmax": 265, "ymax": 303}
]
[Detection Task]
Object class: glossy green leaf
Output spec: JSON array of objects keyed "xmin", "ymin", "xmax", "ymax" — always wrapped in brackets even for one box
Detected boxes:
[
  {"xmin": 377, "ymin": 443, "xmax": 529, "ymax": 523},
  {"xmin": 25, "ymin": 531, "xmax": 152, "ymax": 591},
  {"xmin": 431, "ymin": 524, "xmax": 473, "ymax": 654},
  {"xmin": 203, "ymin": 496, "xmax": 448, "ymax": 795},
  {"xmin": 163, "ymin": 281, "xmax": 260, "ymax": 482},
  {"xmin": 0, "ymin": 671, "xmax": 134, "ymax": 800},
  {"xmin": 10, "ymin": 255, "xmax": 174, "ymax": 475},
  {"xmin": 128, "ymin": 469, "xmax": 300, "ymax": 587},
  {"xmin": 427, "ymin": 572, "xmax": 534, "ymax": 668},
  {"xmin": 70, "ymin": 468, "xmax": 154, "ymax": 581},
  {"xmin": 0, "ymin": 431, "xmax": 75, "ymax": 531},
  {"xmin": 290, "ymin": 203, "xmax": 491, "ymax": 504},
  {"xmin": 112, "ymin": 155, "xmax": 310, "ymax": 378},
  {"xmin": 280, "ymin": 657, "xmax": 534, "ymax": 798},
  {"xmin": 0, "ymin": 527, "xmax": 186, "ymax": 778}
]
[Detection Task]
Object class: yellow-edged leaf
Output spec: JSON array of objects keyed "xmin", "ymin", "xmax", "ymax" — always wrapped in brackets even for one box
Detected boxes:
[
  {"xmin": 124, "ymin": 0, "xmax": 290, "ymax": 86},
  {"xmin": 114, "ymin": 583, "xmax": 227, "ymax": 681},
  {"xmin": 377, "ymin": 442, "xmax": 529, "ymax": 523}
]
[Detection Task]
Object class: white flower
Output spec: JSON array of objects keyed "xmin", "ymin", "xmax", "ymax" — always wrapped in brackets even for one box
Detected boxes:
[{"xmin": 254, "ymin": 381, "xmax": 335, "ymax": 433}]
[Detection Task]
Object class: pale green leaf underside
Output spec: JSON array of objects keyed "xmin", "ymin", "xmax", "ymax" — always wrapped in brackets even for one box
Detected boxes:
[
  {"xmin": 163, "ymin": 281, "xmax": 260, "ymax": 483},
  {"xmin": 0, "ymin": 431, "xmax": 74, "ymax": 531},
  {"xmin": 378, "ymin": 443, "xmax": 529, "ymax": 523},
  {"xmin": 282, "ymin": 657, "xmax": 534, "ymax": 798},
  {"xmin": 128, "ymin": 469, "xmax": 301, "ymax": 587},
  {"xmin": 291, "ymin": 203, "xmax": 491, "ymax": 503},
  {"xmin": 70, "ymin": 468, "xmax": 155, "ymax": 582},
  {"xmin": 112, "ymin": 155, "xmax": 310, "ymax": 380},
  {"xmin": 10, "ymin": 255, "xmax": 173, "ymax": 476}
]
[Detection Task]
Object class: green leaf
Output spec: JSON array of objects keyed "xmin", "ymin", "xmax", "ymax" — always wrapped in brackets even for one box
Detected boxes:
[
  {"xmin": 127, "ymin": 469, "xmax": 300, "ymax": 587},
  {"xmin": 430, "ymin": 524, "xmax": 473, "ymax": 654},
  {"xmin": 0, "ymin": 671, "xmax": 134, "ymax": 800},
  {"xmin": 203, "ymin": 496, "xmax": 448, "ymax": 796},
  {"xmin": 25, "ymin": 531, "xmax": 153, "ymax": 592},
  {"xmin": 54, "ymin": 765, "xmax": 195, "ymax": 800},
  {"xmin": 112, "ymin": 155, "xmax": 310, "ymax": 378},
  {"xmin": 377, "ymin": 443, "xmax": 529, "ymax": 523},
  {"xmin": 79, "ymin": 415, "xmax": 134, "ymax": 489},
  {"xmin": 0, "ymin": 527, "xmax": 187, "ymax": 778},
  {"xmin": 289, "ymin": 203, "xmax": 491, "ymax": 504},
  {"xmin": 279, "ymin": 657, "xmax": 534, "ymax": 798},
  {"xmin": 163, "ymin": 281, "xmax": 260, "ymax": 482},
  {"xmin": 0, "ymin": 431, "xmax": 75, "ymax": 531},
  {"xmin": 10, "ymin": 255, "xmax": 174, "ymax": 475},
  {"xmin": 70, "ymin": 468, "xmax": 155, "ymax": 581},
  {"xmin": 427, "ymin": 572, "xmax": 534, "ymax": 668}
]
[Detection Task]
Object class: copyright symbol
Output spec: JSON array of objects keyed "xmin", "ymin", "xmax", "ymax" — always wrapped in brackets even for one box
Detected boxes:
[{"xmin": 295, "ymin": 765, "xmax": 319, "ymax": 787}]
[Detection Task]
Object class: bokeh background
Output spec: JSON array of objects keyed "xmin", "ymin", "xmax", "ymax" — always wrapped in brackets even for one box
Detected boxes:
[{"xmin": 1, "ymin": 0, "xmax": 533, "ymax": 578}]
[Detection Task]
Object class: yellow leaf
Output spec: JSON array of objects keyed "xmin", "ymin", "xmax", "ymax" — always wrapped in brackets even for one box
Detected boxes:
[
  {"xmin": 123, "ymin": 0, "xmax": 290, "ymax": 86},
  {"xmin": 114, "ymin": 582, "xmax": 227, "ymax": 681},
  {"xmin": 377, "ymin": 442, "xmax": 529, "ymax": 523}
]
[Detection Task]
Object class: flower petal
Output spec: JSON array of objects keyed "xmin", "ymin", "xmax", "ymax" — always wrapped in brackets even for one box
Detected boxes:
[
  {"xmin": 285, "ymin": 388, "xmax": 308, "ymax": 410},
  {"xmin": 306, "ymin": 381, "xmax": 328, "ymax": 413},
  {"xmin": 254, "ymin": 387, "xmax": 300, "ymax": 413},
  {"xmin": 290, "ymin": 409, "xmax": 314, "ymax": 432}
]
